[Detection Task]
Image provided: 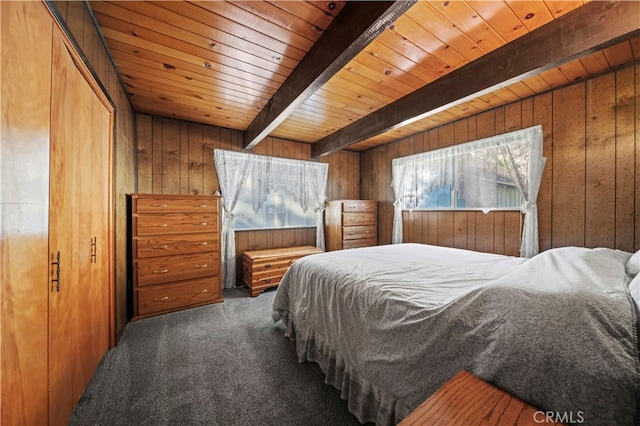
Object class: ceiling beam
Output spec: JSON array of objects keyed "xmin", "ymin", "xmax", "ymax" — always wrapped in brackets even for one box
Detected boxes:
[
  {"xmin": 312, "ymin": 0, "xmax": 640, "ymax": 158},
  {"xmin": 242, "ymin": 0, "xmax": 417, "ymax": 150}
]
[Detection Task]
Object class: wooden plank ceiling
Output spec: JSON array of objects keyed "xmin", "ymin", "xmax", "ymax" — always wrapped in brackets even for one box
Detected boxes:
[{"xmin": 90, "ymin": 1, "xmax": 640, "ymax": 156}]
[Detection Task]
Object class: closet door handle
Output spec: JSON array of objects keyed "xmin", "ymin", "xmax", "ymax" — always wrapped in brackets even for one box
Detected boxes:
[
  {"xmin": 52, "ymin": 251, "xmax": 61, "ymax": 292},
  {"xmin": 91, "ymin": 236, "xmax": 97, "ymax": 263}
]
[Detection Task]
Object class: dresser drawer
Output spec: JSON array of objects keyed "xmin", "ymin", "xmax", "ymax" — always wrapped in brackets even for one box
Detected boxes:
[
  {"xmin": 243, "ymin": 257, "xmax": 299, "ymax": 285},
  {"xmin": 135, "ymin": 233, "xmax": 219, "ymax": 259},
  {"xmin": 244, "ymin": 258, "xmax": 292, "ymax": 276},
  {"xmin": 136, "ymin": 252, "xmax": 219, "ymax": 286},
  {"xmin": 244, "ymin": 268, "xmax": 287, "ymax": 288},
  {"xmin": 342, "ymin": 225, "xmax": 376, "ymax": 240},
  {"xmin": 135, "ymin": 213, "xmax": 218, "ymax": 236},
  {"xmin": 136, "ymin": 277, "xmax": 220, "ymax": 317},
  {"xmin": 342, "ymin": 200, "xmax": 376, "ymax": 213},
  {"xmin": 134, "ymin": 195, "xmax": 219, "ymax": 214},
  {"xmin": 342, "ymin": 212, "xmax": 376, "ymax": 226},
  {"xmin": 342, "ymin": 237, "xmax": 376, "ymax": 249}
]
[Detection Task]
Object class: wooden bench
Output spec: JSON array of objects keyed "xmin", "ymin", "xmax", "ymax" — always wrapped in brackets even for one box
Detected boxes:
[{"xmin": 241, "ymin": 246, "xmax": 323, "ymax": 297}]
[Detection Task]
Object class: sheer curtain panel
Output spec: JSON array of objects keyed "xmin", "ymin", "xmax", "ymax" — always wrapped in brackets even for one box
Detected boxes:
[
  {"xmin": 391, "ymin": 125, "xmax": 545, "ymax": 257},
  {"xmin": 213, "ymin": 149, "xmax": 329, "ymax": 288}
]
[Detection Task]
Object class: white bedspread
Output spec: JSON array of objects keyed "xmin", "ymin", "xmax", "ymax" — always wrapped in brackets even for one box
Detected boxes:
[{"xmin": 273, "ymin": 243, "xmax": 640, "ymax": 425}]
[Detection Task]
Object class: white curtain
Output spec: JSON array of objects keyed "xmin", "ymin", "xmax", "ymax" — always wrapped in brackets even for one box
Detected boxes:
[
  {"xmin": 391, "ymin": 125, "xmax": 545, "ymax": 257},
  {"xmin": 213, "ymin": 149, "xmax": 329, "ymax": 288},
  {"xmin": 497, "ymin": 126, "xmax": 546, "ymax": 258},
  {"xmin": 391, "ymin": 154, "xmax": 454, "ymax": 244}
]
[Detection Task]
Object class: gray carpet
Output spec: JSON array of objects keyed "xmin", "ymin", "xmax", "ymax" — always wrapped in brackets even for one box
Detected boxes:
[{"xmin": 70, "ymin": 287, "xmax": 366, "ymax": 426}]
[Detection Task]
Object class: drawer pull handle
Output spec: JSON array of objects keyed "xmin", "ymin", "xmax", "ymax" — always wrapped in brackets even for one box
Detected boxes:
[
  {"xmin": 153, "ymin": 224, "xmax": 168, "ymax": 227},
  {"xmin": 198, "ymin": 204, "xmax": 208, "ymax": 208},
  {"xmin": 152, "ymin": 204, "xmax": 168, "ymax": 208},
  {"xmin": 195, "ymin": 264, "xmax": 208, "ymax": 268},
  {"xmin": 264, "ymin": 263, "xmax": 271, "ymax": 269},
  {"xmin": 195, "ymin": 242, "xmax": 208, "ymax": 246},
  {"xmin": 153, "ymin": 245, "xmax": 169, "ymax": 249},
  {"xmin": 153, "ymin": 269, "xmax": 169, "ymax": 274},
  {"xmin": 264, "ymin": 278, "xmax": 271, "ymax": 283},
  {"xmin": 199, "ymin": 289, "xmax": 208, "ymax": 293},
  {"xmin": 200, "ymin": 222, "xmax": 208, "ymax": 226},
  {"xmin": 154, "ymin": 296, "xmax": 169, "ymax": 301}
]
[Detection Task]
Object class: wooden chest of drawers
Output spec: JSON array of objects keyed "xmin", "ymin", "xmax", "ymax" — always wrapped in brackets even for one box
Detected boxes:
[
  {"xmin": 324, "ymin": 200, "xmax": 377, "ymax": 251},
  {"xmin": 130, "ymin": 194, "xmax": 223, "ymax": 320},
  {"xmin": 242, "ymin": 246, "xmax": 323, "ymax": 297}
]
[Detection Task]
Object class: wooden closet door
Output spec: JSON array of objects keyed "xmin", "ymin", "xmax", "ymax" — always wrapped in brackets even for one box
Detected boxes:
[
  {"xmin": 2, "ymin": 3, "xmax": 112, "ymax": 425},
  {"xmin": 75, "ymin": 69, "xmax": 112, "ymax": 400},
  {"xmin": 48, "ymin": 26, "xmax": 112, "ymax": 425},
  {"xmin": 1, "ymin": 2, "xmax": 53, "ymax": 424},
  {"xmin": 70, "ymin": 64, "xmax": 100, "ymax": 403},
  {"xmin": 49, "ymin": 29, "xmax": 82, "ymax": 426}
]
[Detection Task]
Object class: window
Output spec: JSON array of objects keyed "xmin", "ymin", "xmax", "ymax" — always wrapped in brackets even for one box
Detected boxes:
[
  {"xmin": 394, "ymin": 136, "xmax": 530, "ymax": 212},
  {"xmin": 233, "ymin": 188, "xmax": 316, "ymax": 230},
  {"xmin": 214, "ymin": 150, "xmax": 327, "ymax": 230},
  {"xmin": 214, "ymin": 148, "xmax": 329, "ymax": 287},
  {"xmin": 391, "ymin": 125, "xmax": 546, "ymax": 257}
]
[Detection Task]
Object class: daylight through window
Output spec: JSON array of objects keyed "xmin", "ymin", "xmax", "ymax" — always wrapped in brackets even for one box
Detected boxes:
[
  {"xmin": 395, "ymin": 143, "xmax": 529, "ymax": 211},
  {"xmin": 233, "ymin": 188, "xmax": 316, "ymax": 230},
  {"xmin": 391, "ymin": 125, "xmax": 545, "ymax": 257}
]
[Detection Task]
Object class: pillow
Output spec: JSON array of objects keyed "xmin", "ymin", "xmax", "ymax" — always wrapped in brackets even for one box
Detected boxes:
[
  {"xmin": 626, "ymin": 250, "xmax": 640, "ymax": 277},
  {"xmin": 629, "ymin": 274, "xmax": 640, "ymax": 308}
]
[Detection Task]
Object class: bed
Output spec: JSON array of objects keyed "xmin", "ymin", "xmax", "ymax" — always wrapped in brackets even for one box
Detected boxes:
[{"xmin": 272, "ymin": 243, "xmax": 640, "ymax": 425}]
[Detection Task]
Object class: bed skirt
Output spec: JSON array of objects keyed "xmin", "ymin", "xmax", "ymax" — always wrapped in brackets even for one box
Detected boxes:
[{"xmin": 283, "ymin": 311, "xmax": 411, "ymax": 425}]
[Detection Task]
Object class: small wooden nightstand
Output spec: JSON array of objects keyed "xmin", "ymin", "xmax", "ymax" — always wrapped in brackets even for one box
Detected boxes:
[{"xmin": 399, "ymin": 371, "xmax": 565, "ymax": 426}]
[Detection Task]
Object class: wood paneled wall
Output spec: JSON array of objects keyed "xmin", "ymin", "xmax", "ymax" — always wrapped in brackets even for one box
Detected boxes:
[
  {"xmin": 136, "ymin": 113, "xmax": 360, "ymax": 283},
  {"xmin": 362, "ymin": 64, "xmax": 640, "ymax": 255},
  {"xmin": 50, "ymin": 1, "xmax": 136, "ymax": 342},
  {"xmin": 401, "ymin": 211, "xmax": 523, "ymax": 256}
]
